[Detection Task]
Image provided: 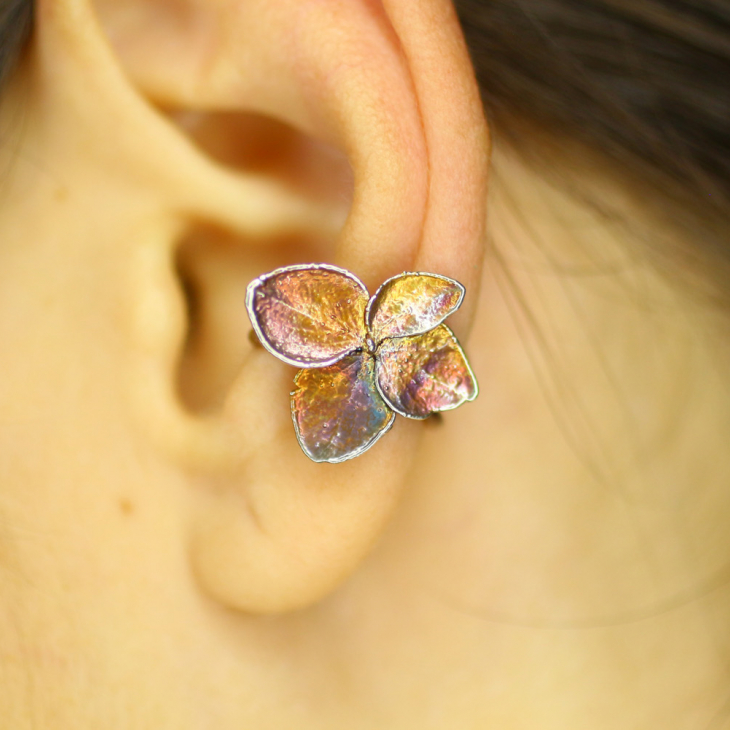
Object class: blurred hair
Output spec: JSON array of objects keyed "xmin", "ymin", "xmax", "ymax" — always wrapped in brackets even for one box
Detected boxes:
[
  {"xmin": 0, "ymin": 0, "xmax": 32, "ymax": 92},
  {"xmin": 457, "ymin": 0, "xmax": 730, "ymax": 296}
]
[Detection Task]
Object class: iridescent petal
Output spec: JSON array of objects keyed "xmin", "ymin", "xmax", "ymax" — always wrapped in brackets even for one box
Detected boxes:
[
  {"xmin": 367, "ymin": 272, "xmax": 464, "ymax": 343},
  {"xmin": 291, "ymin": 353, "xmax": 395, "ymax": 463},
  {"xmin": 247, "ymin": 264, "xmax": 368, "ymax": 367},
  {"xmin": 376, "ymin": 324, "xmax": 478, "ymax": 419}
]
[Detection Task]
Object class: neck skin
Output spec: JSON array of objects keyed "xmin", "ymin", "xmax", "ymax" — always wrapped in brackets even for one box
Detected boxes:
[
  {"xmin": 1, "ymin": 65, "xmax": 729, "ymax": 730},
  {"xmin": 342, "ymin": 142, "xmax": 730, "ymax": 728}
]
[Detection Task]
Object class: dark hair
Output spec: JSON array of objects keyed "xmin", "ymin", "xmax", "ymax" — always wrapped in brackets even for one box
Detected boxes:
[
  {"xmin": 0, "ymin": 0, "xmax": 32, "ymax": 92},
  {"xmin": 0, "ymin": 0, "xmax": 728, "ymax": 289},
  {"xmin": 456, "ymin": 0, "xmax": 730, "ymax": 297}
]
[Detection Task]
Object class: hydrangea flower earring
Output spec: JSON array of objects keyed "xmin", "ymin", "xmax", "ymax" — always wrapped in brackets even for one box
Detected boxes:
[{"xmin": 246, "ymin": 264, "xmax": 478, "ymax": 463}]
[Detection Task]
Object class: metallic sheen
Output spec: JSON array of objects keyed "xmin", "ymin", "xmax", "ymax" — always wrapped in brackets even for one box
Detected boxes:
[
  {"xmin": 291, "ymin": 353, "xmax": 395, "ymax": 463},
  {"xmin": 376, "ymin": 324, "xmax": 478, "ymax": 419},
  {"xmin": 246, "ymin": 264, "xmax": 368, "ymax": 367},
  {"xmin": 247, "ymin": 264, "xmax": 478, "ymax": 462},
  {"xmin": 367, "ymin": 273, "xmax": 464, "ymax": 343}
]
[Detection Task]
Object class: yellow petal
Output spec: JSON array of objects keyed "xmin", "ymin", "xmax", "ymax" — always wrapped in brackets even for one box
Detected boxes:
[
  {"xmin": 367, "ymin": 272, "xmax": 464, "ymax": 342},
  {"xmin": 376, "ymin": 324, "xmax": 478, "ymax": 419},
  {"xmin": 291, "ymin": 353, "xmax": 394, "ymax": 463}
]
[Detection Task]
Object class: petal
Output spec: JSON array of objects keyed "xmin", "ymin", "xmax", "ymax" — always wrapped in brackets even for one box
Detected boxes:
[
  {"xmin": 376, "ymin": 324, "xmax": 478, "ymax": 419},
  {"xmin": 291, "ymin": 353, "xmax": 395, "ymax": 463},
  {"xmin": 366, "ymin": 272, "xmax": 464, "ymax": 342},
  {"xmin": 247, "ymin": 264, "xmax": 369, "ymax": 367}
]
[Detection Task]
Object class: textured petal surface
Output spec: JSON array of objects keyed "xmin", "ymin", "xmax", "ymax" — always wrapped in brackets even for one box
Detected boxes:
[
  {"xmin": 367, "ymin": 273, "xmax": 464, "ymax": 342},
  {"xmin": 376, "ymin": 324, "xmax": 478, "ymax": 419},
  {"xmin": 247, "ymin": 264, "xmax": 368, "ymax": 367},
  {"xmin": 291, "ymin": 353, "xmax": 395, "ymax": 463}
]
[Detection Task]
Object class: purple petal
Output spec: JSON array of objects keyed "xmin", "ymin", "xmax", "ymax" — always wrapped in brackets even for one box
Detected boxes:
[
  {"xmin": 247, "ymin": 264, "xmax": 368, "ymax": 367},
  {"xmin": 291, "ymin": 353, "xmax": 395, "ymax": 463},
  {"xmin": 376, "ymin": 324, "xmax": 478, "ymax": 419},
  {"xmin": 367, "ymin": 272, "xmax": 464, "ymax": 343}
]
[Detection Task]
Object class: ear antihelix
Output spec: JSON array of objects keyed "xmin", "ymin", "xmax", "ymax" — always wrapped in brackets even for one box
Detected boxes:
[{"xmin": 93, "ymin": 0, "xmax": 430, "ymax": 288}]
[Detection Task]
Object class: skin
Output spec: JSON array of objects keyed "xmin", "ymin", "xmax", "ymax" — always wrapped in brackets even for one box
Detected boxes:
[{"xmin": 0, "ymin": 0, "xmax": 729, "ymax": 727}]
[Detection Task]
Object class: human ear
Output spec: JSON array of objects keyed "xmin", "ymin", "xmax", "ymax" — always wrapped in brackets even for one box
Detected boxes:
[{"xmin": 35, "ymin": 0, "xmax": 488, "ymax": 613}]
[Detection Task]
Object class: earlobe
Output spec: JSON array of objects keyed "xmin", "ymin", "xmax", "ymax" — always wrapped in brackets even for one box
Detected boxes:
[{"xmin": 41, "ymin": 0, "xmax": 488, "ymax": 613}]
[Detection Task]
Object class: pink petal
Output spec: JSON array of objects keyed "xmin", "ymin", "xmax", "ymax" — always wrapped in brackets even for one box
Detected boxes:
[
  {"xmin": 376, "ymin": 324, "xmax": 478, "ymax": 419},
  {"xmin": 291, "ymin": 353, "xmax": 395, "ymax": 463},
  {"xmin": 367, "ymin": 272, "xmax": 464, "ymax": 343},
  {"xmin": 247, "ymin": 264, "xmax": 368, "ymax": 367}
]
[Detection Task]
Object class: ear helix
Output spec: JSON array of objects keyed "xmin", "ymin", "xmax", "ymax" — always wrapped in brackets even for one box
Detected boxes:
[{"xmin": 381, "ymin": 0, "xmax": 490, "ymax": 333}]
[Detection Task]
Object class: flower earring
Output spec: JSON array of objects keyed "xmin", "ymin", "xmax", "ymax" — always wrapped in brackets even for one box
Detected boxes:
[{"xmin": 246, "ymin": 264, "xmax": 478, "ymax": 463}]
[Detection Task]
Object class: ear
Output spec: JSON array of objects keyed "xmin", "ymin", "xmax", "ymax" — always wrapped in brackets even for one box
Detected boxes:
[{"xmin": 36, "ymin": 0, "xmax": 488, "ymax": 612}]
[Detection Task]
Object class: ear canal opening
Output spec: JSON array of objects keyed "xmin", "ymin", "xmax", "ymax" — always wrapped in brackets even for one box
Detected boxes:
[
  {"xmin": 169, "ymin": 112, "xmax": 355, "ymax": 414},
  {"xmin": 175, "ymin": 225, "xmax": 248, "ymax": 414},
  {"xmin": 174, "ymin": 224, "xmax": 330, "ymax": 414},
  {"xmin": 141, "ymin": 109, "xmax": 354, "ymax": 414}
]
